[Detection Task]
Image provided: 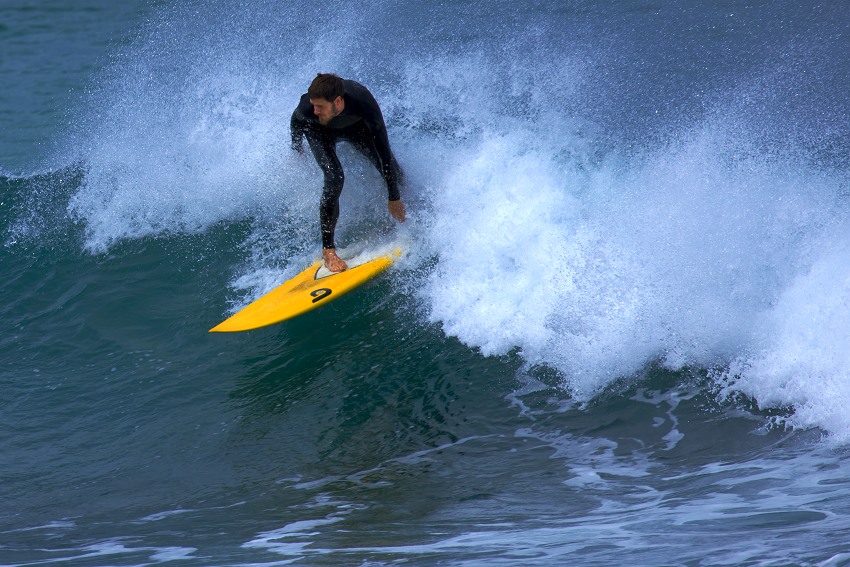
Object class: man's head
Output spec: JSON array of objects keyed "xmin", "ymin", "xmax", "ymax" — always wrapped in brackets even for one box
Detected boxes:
[{"xmin": 308, "ymin": 73, "xmax": 345, "ymax": 125}]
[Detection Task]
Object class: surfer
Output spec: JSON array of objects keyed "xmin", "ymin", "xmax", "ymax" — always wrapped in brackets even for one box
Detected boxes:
[{"xmin": 291, "ymin": 73, "xmax": 406, "ymax": 272}]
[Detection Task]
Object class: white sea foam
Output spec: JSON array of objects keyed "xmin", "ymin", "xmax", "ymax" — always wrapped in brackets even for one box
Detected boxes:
[
  {"xmin": 66, "ymin": 64, "xmax": 313, "ymax": 251},
  {"xmin": 422, "ymin": 110, "xmax": 850, "ymax": 431},
  {"xmin": 716, "ymin": 240, "xmax": 850, "ymax": 444},
  {"xmin": 63, "ymin": 4, "xmax": 330, "ymax": 253},
  {"xmin": 406, "ymin": 55, "xmax": 850, "ymax": 440}
]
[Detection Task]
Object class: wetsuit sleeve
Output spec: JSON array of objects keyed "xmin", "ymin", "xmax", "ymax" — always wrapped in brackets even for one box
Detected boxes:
[
  {"xmin": 372, "ymin": 121, "xmax": 401, "ymax": 201},
  {"xmin": 347, "ymin": 83, "xmax": 401, "ymax": 200},
  {"xmin": 290, "ymin": 95, "xmax": 311, "ymax": 151}
]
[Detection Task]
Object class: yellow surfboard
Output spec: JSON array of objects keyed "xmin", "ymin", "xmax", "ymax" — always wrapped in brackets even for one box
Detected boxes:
[{"xmin": 209, "ymin": 248, "xmax": 402, "ymax": 333}]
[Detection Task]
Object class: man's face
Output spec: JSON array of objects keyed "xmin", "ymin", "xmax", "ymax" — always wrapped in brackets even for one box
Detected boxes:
[{"xmin": 311, "ymin": 96, "xmax": 343, "ymax": 125}]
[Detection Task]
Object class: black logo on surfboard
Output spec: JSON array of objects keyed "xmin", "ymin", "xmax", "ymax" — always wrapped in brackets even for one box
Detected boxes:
[{"xmin": 310, "ymin": 288, "xmax": 332, "ymax": 303}]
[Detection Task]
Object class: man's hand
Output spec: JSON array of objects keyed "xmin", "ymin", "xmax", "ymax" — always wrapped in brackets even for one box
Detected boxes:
[
  {"xmin": 388, "ymin": 199, "xmax": 406, "ymax": 222},
  {"xmin": 292, "ymin": 144, "xmax": 308, "ymax": 160},
  {"xmin": 322, "ymin": 248, "xmax": 347, "ymax": 272}
]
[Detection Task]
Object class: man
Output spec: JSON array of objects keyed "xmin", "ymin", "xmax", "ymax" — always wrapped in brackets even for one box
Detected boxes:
[{"xmin": 291, "ymin": 73, "xmax": 406, "ymax": 272}]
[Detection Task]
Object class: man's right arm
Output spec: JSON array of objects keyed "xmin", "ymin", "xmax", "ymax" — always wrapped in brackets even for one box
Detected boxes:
[
  {"xmin": 290, "ymin": 112, "xmax": 305, "ymax": 153},
  {"xmin": 290, "ymin": 95, "xmax": 311, "ymax": 152}
]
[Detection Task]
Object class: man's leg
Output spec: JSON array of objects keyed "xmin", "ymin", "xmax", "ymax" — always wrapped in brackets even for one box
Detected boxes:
[
  {"xmin": 305, "ymin": 129, "xmax": 344, "ymax": 250},
  {"xmin": 305, "ymin": 129, "xmax": 348, "ymax": 271}
]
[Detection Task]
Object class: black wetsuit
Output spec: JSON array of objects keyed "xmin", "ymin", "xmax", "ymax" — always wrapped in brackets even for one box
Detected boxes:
[{"xmin": 290, "ymin": 79, "xmax": 402, "ymax": 250}]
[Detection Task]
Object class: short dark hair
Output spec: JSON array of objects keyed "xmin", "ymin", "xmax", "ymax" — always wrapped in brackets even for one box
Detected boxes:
[{"xmin": 308, "ymin": 73, "xmax": 344, "ymax": 102}]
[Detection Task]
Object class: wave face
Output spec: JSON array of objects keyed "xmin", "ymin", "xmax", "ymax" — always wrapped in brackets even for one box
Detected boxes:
[
  {"xmin": 58, "ymin": 0, "xmax": 850, "ymax": 437},
  {"xmin": 4, "ymin": 1, "xmax": 850, "ymax": 565}
]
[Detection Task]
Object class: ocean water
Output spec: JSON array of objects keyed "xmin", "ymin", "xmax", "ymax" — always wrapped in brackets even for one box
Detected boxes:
[{"xmin": 3, "ymin": 0, "xmax": 850, "ymax": 565}]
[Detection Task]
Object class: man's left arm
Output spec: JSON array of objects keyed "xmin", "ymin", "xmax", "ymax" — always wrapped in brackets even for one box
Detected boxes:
[
  {"xmin": 371, "ymin": 123, "xmax": 401, "ymax": 201},
  {"xmin": 354, "ymin": 90, "xmax": 401, "ymax": 201},
  {"xmin": 368, "ymin": 117, "xmax": 405, "ymax": 221}
]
